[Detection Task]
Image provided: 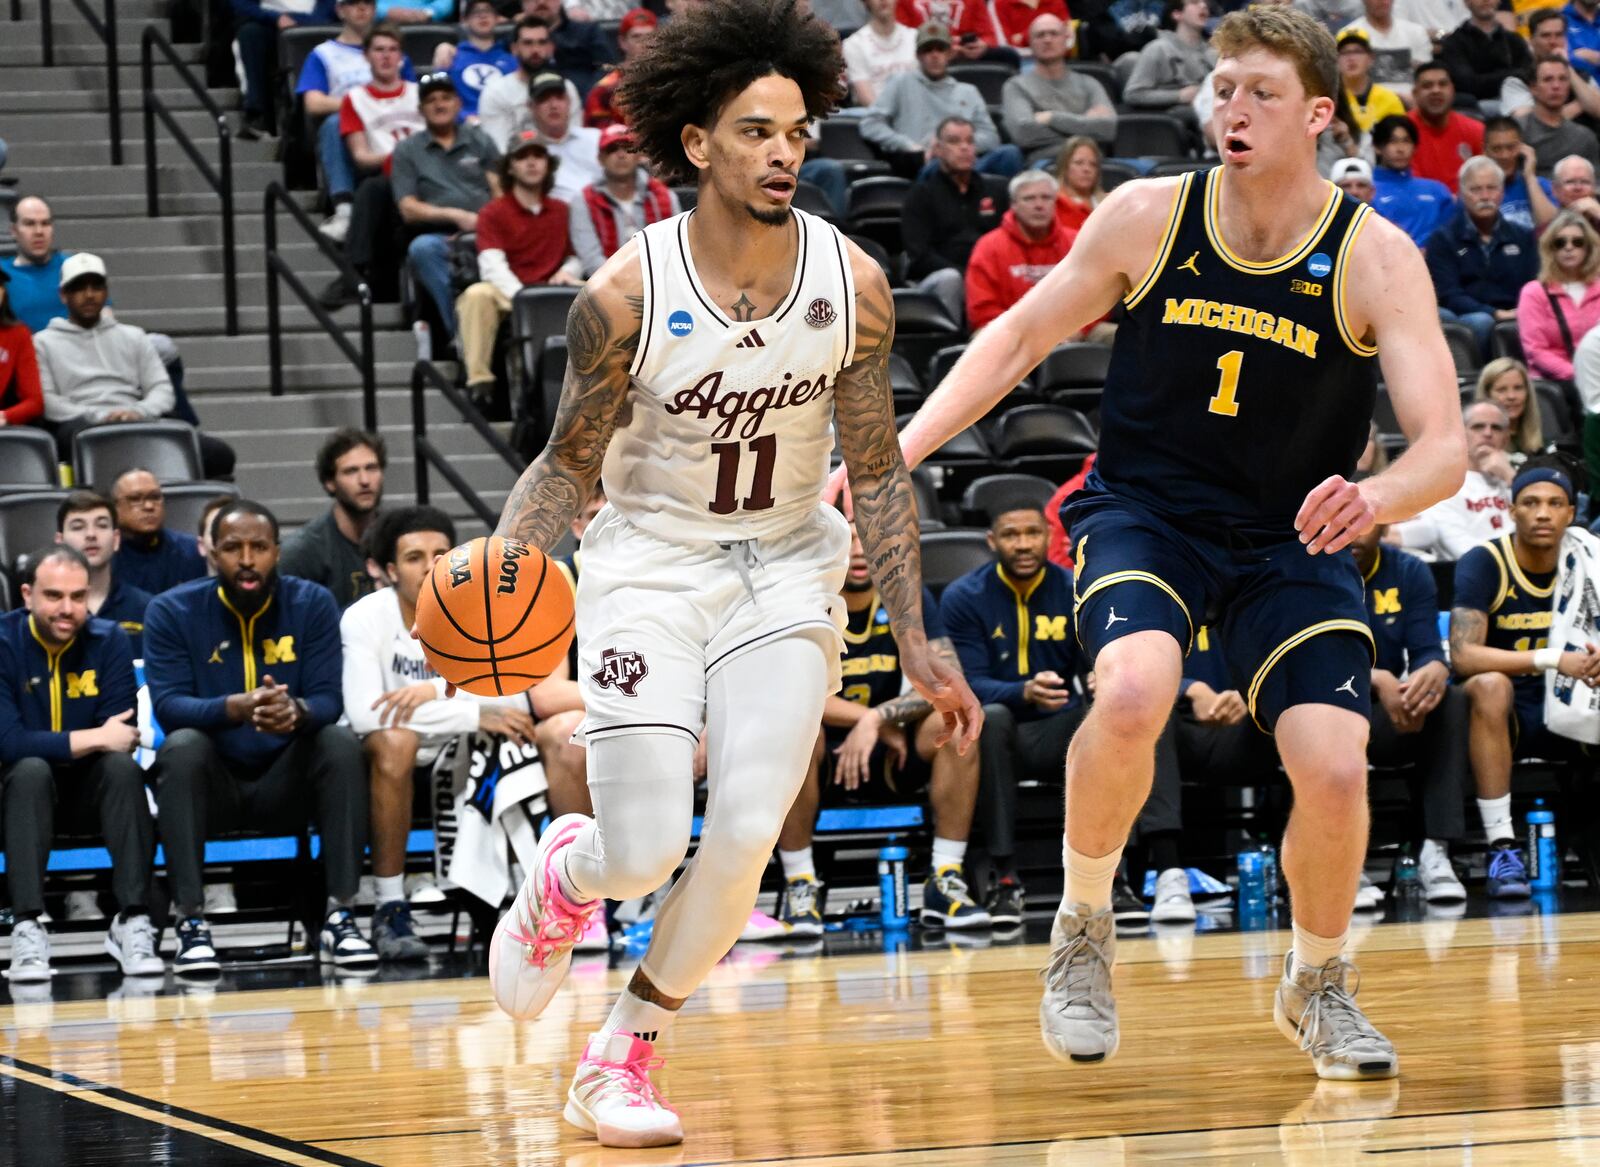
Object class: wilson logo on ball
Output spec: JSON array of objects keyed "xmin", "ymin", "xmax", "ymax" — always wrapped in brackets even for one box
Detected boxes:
[
  {"xmin": 592, "ymin": 648, "xmax": 648, "ymax": 697},
  {"xmin": 497, "ymin": 540, "xmax": 530, "ymax": 595}
]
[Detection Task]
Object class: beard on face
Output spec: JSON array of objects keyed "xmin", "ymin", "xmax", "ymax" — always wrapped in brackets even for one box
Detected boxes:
[
  {"xmin": 746, "ymin": 201, "xmax": 792, "ymax": 227},
  {"xmin": 222, "ymin": 567, "xmax": 278, "ymax": 612}
]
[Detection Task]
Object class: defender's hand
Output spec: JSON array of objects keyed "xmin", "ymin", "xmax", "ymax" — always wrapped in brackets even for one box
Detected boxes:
[
  {"xmin": 900, "ymin": 645, "xmax": 983, "ymax": 754},
  {"xmin": 1295, "ymin": 475, "xmax": 1375, "ymax": 556}
]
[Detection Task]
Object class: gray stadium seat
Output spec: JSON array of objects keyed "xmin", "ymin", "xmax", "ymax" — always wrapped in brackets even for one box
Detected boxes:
[
  {"xmin": 0, "ymin": 428, "xmax": 61, "ymax": 492},
  {"xmin": 920, "ymin": 528, "xmax": 995, "ymax": 594},
  {"xmin": 960, "ymin": 473, "xmax": 1059, "ymax": 523},
  {"xmin": 73, "ymin": 422, "xmax": 203, "ymax": 491},
  {"xmin": 0, "ymin": 491, "xmax": 70, "ymax": 574},
  {"xmin": 161, "ymin": 482, "xmax": 241, "ymax": 541}
]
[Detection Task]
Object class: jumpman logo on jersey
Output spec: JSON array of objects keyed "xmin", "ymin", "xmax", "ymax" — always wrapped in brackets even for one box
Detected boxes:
[
  {"xmin": 1335, "ymin": 676, "xmax": 1358, "ymax": 698},
  {"xmin": 1105, "ymin": 607, "xmax": 1128, "ymax": 630},
  {"xmin": 736, "ymin": 329, "xmax": 766, "ymax": 349},
  {"xmin": 1177, "ymin": 251, "xmax": 1202, "ymax": 276}
]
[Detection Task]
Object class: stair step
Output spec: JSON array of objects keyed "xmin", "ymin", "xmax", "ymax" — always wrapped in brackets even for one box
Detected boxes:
[
  {"xmin": 1, "ymin": 63, "xmax": 231, "ymax": 90},
  {"xmin": 52, "ymin": 215, "xmax": 287, "ymax": 248},
  {"xmin": 264, "ymin": 494, "xmax": 497, "ymax": 528},
  {"xmin": 91, "ymin": 271, "xmax": 364, "ymax": 310},
  {"xmin": 170, "ymin": 331, "xmax": 418, "ymax": 367},
  {"xmin": 113, "ymin": 302, "xmax": 407, "ymax": 335},
  {"xmin": 0, "ymin": 42, "xmax": 203, "ymax": 65},
  {"xmin": 9, "ymin": 136, "xmax": 275, "ymax": 168},
  {"xmin": 85, "ymin": 241, "xmax": 329, "ymax": 277},
  {"xmin": 10, "ymin": 0, "xmax": 171, "ymax": 16},
  {"xmin": 3, "ymin": 108, "xmax": 235, "ymax": 143},
  {"xmin": 183, "ymin": 384, "xmax": 466, "ymax": 427},
  {"xmin": 5, "ymin": 87, "xmax": 239, "ymax": 113},
  {"xmin": 221, "ymin": 424, "xmax": 510, "ymax": 462},
  {"xmin": 9, "ymin": 17, "xmax": 175, "ymax": 45},
  {"xmin": 185, "ymin": 361, "xmax": 417, "ymax": 392},
  {"xmin": 236, "ymin": 456, "xmax": 520, "ymax": 504},
  {"xmin": 19, "ymin": 163, "xmax": 282, "ymax": 199}
]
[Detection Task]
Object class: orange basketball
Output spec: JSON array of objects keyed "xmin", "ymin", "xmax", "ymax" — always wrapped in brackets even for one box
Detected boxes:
[{"xmin": 414, "ymin": 536, "xmax": 575, "ymax": 697}]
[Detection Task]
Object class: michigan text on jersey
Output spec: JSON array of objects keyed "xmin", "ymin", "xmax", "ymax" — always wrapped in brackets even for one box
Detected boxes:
[{"xmin": 1160, "ymin": 298, "xmax": 1319, "ymax": 358}]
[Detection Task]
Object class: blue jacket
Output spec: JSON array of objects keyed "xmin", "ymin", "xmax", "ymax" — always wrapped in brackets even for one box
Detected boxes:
[
  {"xmin": 1425, "ymin": 210, "xmax": 1538, "ymax": 316},
  {"xmin": 0, "ymin": 609, "xmax": 136, "ymax": 765},
  {"xmin": 229, "ymin": 0, "xmax": 335, "ymax": 28},
  {"xmin": 939, "ymin": 561, "xmax": 1081, "ymax": 721},
  {"xmin": 98, "ymin": 575, "xmax": 154, "ymax": 660},
  {"xmin": 1361, "ymin": 545, "xmax": 1445, "ymax": 678},
  {"xmin": 1569, "ymin": 2, "xmax": 1600, "ymax": 82},
  {"xmin": 114, "ymin": 527, "xmax": 207, "ymax": 596},
  {"xmin": 0, "ymin": 253, "xmax": 68, "ymax": 334},
  {"xmin": 143, "ymin": 575, "xmax": 344, "ymax": 766},
  {"xmin": 1371, "ymin": 167, "xmax": 1452, "ymax": 247}
]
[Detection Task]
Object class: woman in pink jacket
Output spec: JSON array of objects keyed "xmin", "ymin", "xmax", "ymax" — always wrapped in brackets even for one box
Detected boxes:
[{"xmin": 1516, "ymin": 209, "xmax": 1600, "ymax": 383}]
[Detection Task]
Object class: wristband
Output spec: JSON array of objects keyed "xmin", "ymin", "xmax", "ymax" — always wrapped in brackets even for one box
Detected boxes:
[{"xmin": 1534, "ymin": 647, "xmax": 1563, "ymax": 672}]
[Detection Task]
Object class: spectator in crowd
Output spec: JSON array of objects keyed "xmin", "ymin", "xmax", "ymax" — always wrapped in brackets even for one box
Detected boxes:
[
  {"xmin": 773, "ymin": 530, "xmax": 989, "ymax": 933},
  {"xmin": 1337, "ymin": 29, "xmax": 1404, "ymax": 136},
  {"xmin": 1075, "ymin": 0, "xmax": 1164, "ymax": 59},
  {"xmin": 0, "ymin": 269, "xmax": 43, "ymax": 429},
  {"xmin": 583, "ymin": 7, "xmax": 656, "ymax": 127},
  {"xmin": 1391, "ymin": 401, "xmax": 1515, "ymax": 557},
  {"xmin": 1426, "ymin": 155, "xmax": 1539, "ymax": 355},
  {"xmin": 1407, "ymin": 63, "xmax": 1482, "ymax": 193},
  {"xmin": 442, "ymin": 0, "xmax": 518, "ymax": 117},
  {"xmin": 1502, "ymin": 9, "xmax": 1600, "ymax": 120},
  {"xmin": 231, "ymin": 0, "xmax": 336, "ymax": 140},
  {"xmin": 991, "ymin": 0, "xmax": 1070, "ymax": 52},
  {"xmin": 341, "ymin": 507, "xmax": 562, "ymax": 960},
  {"xmin": 1123, "ymin": 0, "xmax": 1215, "ymax": 134},
  {"xmin": 894, "ymin": 0, "xmax": 1010, "ymax": 62},
  {"xmin": 1483, "ymin": 116, "xmax": 1559, "ymax": 232},
  {"xmin": 111, "ymin": 469, "xmax": 208, "ymax": 595},
  {"xmin": 1475, "ymin": 358, "xmax": 1549, "ymax": 459},
  {"xmin": 1450, "ymin": 468, "xmax": 1591, "ymax": 898},
  {"xmin": 966, "ymin": 171, "xmax": 1076, "ymax": 333},
  {"xmin": 1518, "ymin": 210, "xmax": 1600, "ymax": 383},
  {"xmin": 0, "ymin": 547, "xmax": 161, "ymax": 982},
  {"xmin": 1053, "ymin": 136, "xmax": 1109, "ymax": 233},
  {"xmin": 1296, "ymin": 0, "xmax": 1364, "ymax": 34},
  {"xmin": 1332, "ymin": 155, "xmax": 1377, "ymax": 201},
  {"xmin": 55, "ymin": 492, "xmax": 153, "ymax": 658},
  {"xmin": 940, "ymin": 503, "xmax": 1192, "ymax": 926},
  {"xmin": 844, "ymin": 0, "xmax": 916, "ymax": 107},
  {"xmin": 33, "ymin": 255, "xmax": 234, "ymax": 480},
  {"xmin": 1349, "ymin": 521, "xmax": 1470, "ymax": 903},
  {"xmin": 900, "ymin": 116, "xmax": 1009, "ymax": 326},
  {"xmin": 281, "ymin": 429, "xmax": 387, "ymax": 609},
  {"xmin": 148, "ymin": 501, "xmax": 374, "ymax": 971},
  {"xmin": 1568, "ymin": 0, "xmax": 1600, "ymax": 86},
  {"xmin": 1520, "ymin": 57, "xmax": 1600, "ymax": 173},
  {"xmin": 805, "ymin": 0, "xmax": 868, "ymax": 26},
  {"xmin": 521, "ymin": 72, "xmax": 603, "ymax": 204},
  {"xmin": 1339, "ymin": 0, "xmax": 1431, "ymax": 103},
  {"xmin": 457, "ymin": 134, "xmax": 584, "ymax": 401},
  {"xmin": 477, "ymin": 17, "xmax": 583, "ymax": 149},
  {"xmin": 1317, "ymin": 86, "xmax": 1373, "ymax": 177},
  {"xmin": 571, "ymin": 125, "xmax": 681, "ymax": 278},
  {"xmin": 326, "ymin": 26, "xmax": 425, "ymax": 306},
  {"xmin": 860, "ymin": 23, "xmax": 1023, "ymax": 179},
  {"xmin": 523, "ymin": 0, "xmax": 611, "ymax": 92},
  {"xmin": 1554, "ymin": 154, "xmax": 1600, "ymax": 228},
  {"xmin": 1394, "ymin": 0, "xmax": 1465, "ymax": 40},
  {"xmin": 1371, "ymin": 115, "xmax": 1453, "ymax": 245},
  {"xmin": 391, "ymin": 74, "xmax": 502, "ymax": 338},
  {"xmin": 1438, "ymin": 0, "xmax": 1531, "ymax": 104},
  {"xmin": 196, "ymin": 494, "xmax": 236, "ymax": 576},
  {"xmin": 1001, "ymin": 15, "xmax": 1117, "ymax": 169}
]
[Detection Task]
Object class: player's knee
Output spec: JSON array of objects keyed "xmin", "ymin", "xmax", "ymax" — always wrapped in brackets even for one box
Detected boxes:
[
  {"xmin": 1293, "ymin": 750, "xmax": 1368, "ymax": 810},
  {"xmin": 1464, "ymin": 671, "xmax": 1513, "ymax": 713},
  {"xmin": 1089, "ymin": 672, "xmax": 1173, "ymax": 744},
  {"xmin": 365, "ymin": 728, "xmax": 419, "ymax": 779},
  {"xmin": 602, "ymin": 822, "xmax": 691, "ymax": 897},
  {"xmin": 700, "ymin": 803, "xmax": 789, "ymax": 871}
]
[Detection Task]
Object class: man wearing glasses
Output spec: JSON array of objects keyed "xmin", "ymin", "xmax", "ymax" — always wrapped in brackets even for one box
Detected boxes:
[
  {"xmin": 111, "ymin": 468, "xmax": 207, "ymax": 596},
  {"xmin": 1391, "ymin": 402, "xmax": 1516, "ymax": 561}
]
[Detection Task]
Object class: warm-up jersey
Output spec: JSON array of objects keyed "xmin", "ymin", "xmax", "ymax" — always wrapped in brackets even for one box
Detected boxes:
[
  {"xmin": 1454, "ymin": 534, "xmax": 1555, "ymax": 714},
  {"xmin": 1096, "ymin": 167, "xmax": 1379, "ymax": 538},
  {"xmin": 607, "ymin": 208, "xmax": 857, "ymax": 544},
  {"xmin": 837, "ymin": 586, "xmax": 944, "ymax": 711}
]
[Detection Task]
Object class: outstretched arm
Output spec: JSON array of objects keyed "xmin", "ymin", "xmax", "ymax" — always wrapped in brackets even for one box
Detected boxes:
[
  {"xmin": 496, "ymin": 244, "xmax": 643, "ymax": 550},
  {"xmin": 835, "ymin": 249, "xmax": 982, "ymax": 752}
]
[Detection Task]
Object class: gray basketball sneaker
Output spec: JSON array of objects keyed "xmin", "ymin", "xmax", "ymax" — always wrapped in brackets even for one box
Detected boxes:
[
  {"xmin": 1273, "ymin": 952, "xmax": 1399, "ymax": 1080},
  {"xmin": 1038, "ymin": 903, "xmax": 1119, "ymax": 1063}
]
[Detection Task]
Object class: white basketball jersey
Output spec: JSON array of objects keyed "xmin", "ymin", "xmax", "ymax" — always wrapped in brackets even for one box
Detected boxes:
[{"xmin": 604, "ymin": 208, "xmax": 857, "ymax": 544}]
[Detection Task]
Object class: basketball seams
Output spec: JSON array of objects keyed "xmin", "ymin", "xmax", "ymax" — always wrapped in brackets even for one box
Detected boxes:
[
  {"xmin": 417, "ymin": 611, "xmax": 572, "ymax": 665},
  {"xmin": 482, "ymin": 536, "xmax": 500, "ymax": 693},
  {"xmin": 428, "ymin": 564, "xmax": 493, "ymax": 645},
  {"xmin": 497, "ymin": 543, "xmax": 552, "ymax": 646}
]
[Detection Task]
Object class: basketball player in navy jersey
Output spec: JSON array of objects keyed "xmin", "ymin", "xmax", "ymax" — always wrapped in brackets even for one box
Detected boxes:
[
  {"xmin": 478, "ymin": 0, "xmax": 981, "ymax": 1148},
  {"xmin": 884, "ymin": 7, "xmax": 1467, "ymax": 1078}
]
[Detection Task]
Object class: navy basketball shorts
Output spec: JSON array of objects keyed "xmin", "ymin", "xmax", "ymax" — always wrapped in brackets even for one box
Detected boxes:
[{"xmin": 1064, "ymin": 489, "xmax": 1374, "ymax": 733}]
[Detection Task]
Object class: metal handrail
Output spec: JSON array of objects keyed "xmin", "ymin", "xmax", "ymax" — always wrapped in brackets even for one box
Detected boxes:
[
  {"xmin": 265, "ymin": 182, "xmax": 376, "ymax": 431},
  {"xmin": 142, "ymin": 26, "xmax": 237, "ymax": 334},
  {"xmin": 412, "ymin": 360, "xmax": 523, "ymax": 526},
  {"xmin": 39, "ymin": 0, "xmax": 120, "ymax": 163}
]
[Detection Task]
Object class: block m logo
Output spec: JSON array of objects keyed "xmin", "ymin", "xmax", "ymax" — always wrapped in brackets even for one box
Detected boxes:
[
  {"xmin": 263, "ymin": 637, "xmax": 297, "ymax": 665},
  {"xmin": 66, "ymin": 671, "xmax": 98, "ymax": 699},
  {"xmin": 1372, "ymin": 588, "xmax": 1401, "ymax": 616},
  {"xmin": 1034, "ymin": 615, "xmax": 1069, "ymax": 641}
]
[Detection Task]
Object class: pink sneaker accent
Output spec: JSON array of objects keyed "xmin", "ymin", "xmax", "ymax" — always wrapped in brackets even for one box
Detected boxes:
[
  {"xmin": 739, "ymin": 908, "xmax": 788, "ymax": 942},
  {"xmin": 488, "ymin": 812, "xmax": 599, "ymax": 1020},
  {"xmin": 564, "ymin": 1031, "xmax": 683, "ymax": 1148},
  {"xmin": 573, "ymin": 911, "xmax": 611, "ymax": 953},
  {"xmin": 502, "ymin": 819, "xmax": 600, "ymax": 969}
]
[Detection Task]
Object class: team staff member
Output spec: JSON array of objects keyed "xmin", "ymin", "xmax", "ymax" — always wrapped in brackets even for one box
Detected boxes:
[
  {"xmin": 0, "ymin": 547, "xmax": 162, "ymax": 982},
  {"xmin": 146, "ymin": 501, "xmax": 375, "ymax": 973},
  {"xmin": 55, "ymin": 491, "xmax": 153, "ymax": 658}
]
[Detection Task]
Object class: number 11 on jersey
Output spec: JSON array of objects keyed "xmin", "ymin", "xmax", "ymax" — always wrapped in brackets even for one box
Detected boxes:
[{"xmin": 709, "ymin": 434, "xmax": 778, "ymax": 514}]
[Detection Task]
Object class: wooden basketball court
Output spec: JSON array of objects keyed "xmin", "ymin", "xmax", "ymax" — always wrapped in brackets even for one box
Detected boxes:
[{"xmin": 2, "ymin": 911, "xmax": 1597, "ymax": 1165}]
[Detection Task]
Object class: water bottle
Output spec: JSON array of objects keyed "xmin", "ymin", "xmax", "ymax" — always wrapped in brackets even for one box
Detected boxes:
[
  {"xmin": 1528, "ymin": 800, "xmax": 1559, "ymax": 891},
  {"xmin": 412, "ymin": 319, "xmax": 432, "ymax": 362},
  {"xmin": 1393, "ymin": 845, "xmax": 1421, "ymax": 899},
  {"xmin": 878, "ymin": 838, "xmax": 909, "ymax": 930},
  {"xmin": 1258, "ymin": 839, "xmax": 1279, "ymax": 906},
  {"xmin": 1237, "ymin": 847, "xmax": 1266, "ymax": 914}
]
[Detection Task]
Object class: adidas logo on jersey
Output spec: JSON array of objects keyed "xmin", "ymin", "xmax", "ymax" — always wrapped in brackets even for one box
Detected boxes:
[{"xmin": 737, "ymin": 329, "xmax": 766, "ymax": 349}]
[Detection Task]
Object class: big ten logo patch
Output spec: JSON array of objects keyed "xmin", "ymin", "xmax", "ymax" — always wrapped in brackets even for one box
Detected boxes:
[
  {"xmin": 497, "ymin": 540, "xmax": 531, "ymax": 596},
  {"xmin": 1289, "ymin": 279, "xmax": 1322, "ymax": 297}
]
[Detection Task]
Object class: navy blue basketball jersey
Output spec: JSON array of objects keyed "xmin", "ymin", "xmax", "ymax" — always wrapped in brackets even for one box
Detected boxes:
[
  {"xmin": 1096, "ymin": 168, "xmax": 1379, "ymax": 539},
  {"xmin": 1453, "ymin": 534, "xmax": 1555, "ymax": 712},
  {"xmin": 837, "ymin": 587, "xmax": 943, "ymax": 710}
]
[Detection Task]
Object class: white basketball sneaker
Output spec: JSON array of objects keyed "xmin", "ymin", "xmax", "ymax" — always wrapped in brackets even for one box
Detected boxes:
[
  {"xmin": 564, "ymin": 1031, "xmax": 684, "ymax": 1148},
  {"xmin": 1274, "ymin": 952, "xmax": 1398, "ymax": 1080},
  {"xmin": 489, "ymin": 813, "xmax": 601, "ymax": 1019}
]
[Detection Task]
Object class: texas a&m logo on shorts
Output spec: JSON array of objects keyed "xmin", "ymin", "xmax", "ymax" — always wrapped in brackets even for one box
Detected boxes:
[{"xmin": 592, "ymin": 648, "xmax": 649, "ymax": 696}]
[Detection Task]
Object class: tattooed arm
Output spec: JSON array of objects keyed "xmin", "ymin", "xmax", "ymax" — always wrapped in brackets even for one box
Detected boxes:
[
  {"xmin": 875, "ymin": 637, "xmax": 961, "ymax": 726},
  {"xmin": 834, "ymin": 247, "xmax": 982, "ymax": 751},
  {"xmin": 495, "ymin": 242, "xmax": 644, "ymax": 550},
  {"xmin": 1451, "ymin": 605, "xmax": 1600, "ymax": 680}
]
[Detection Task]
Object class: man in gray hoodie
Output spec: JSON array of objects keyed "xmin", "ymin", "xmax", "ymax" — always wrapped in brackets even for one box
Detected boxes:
[
  {"xmin": 1001, "ymin": 14, "xmax": 1118, "ymax": 168},
  {"xmin": 32, "ymin": 254, "xmax": 231, "ymax": 477},
  {"xmin": 860, "ymin": 22, "xmax": 1023, "ymax": 179},
  {"xmin": 1124, "ymin": 0, "xmax": 1216, "ymax": 135}
]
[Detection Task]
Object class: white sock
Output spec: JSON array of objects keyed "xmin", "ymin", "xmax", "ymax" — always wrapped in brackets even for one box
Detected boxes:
[
  {"xmin": 1290, "ymin": 921, "xmax": 1347, "ymax": 975},
  {"xmin": 1478, "ymin": 795, "xmax": 1514, "ymax": 847},
  {"xmin": 599, "ymin": 987, "xmax": 678, "ymax": 1047},
  {"xmin": 1062, "ymin": 838, "xmax": 1123, "ymax": 914},
  {"xmin": 373, "ymin": 874, "xmax": 405, "ymax": 907},
  {"xmin": 931, "ymin": 837, "xmax": 966, "ymax": 871},
  {"xmin": 778, "ymin": 847, "xmax": 815, "ymax": 882}
]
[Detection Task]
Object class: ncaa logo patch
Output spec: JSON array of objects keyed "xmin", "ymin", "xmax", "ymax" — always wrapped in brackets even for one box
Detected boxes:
[
  {"xmin": 805, "ymin": 298, "xmax": 836, "ymax": 329},
  {"xmin": 667, "ymin": 310, "xmax": 695, "ymax": 337},
  {"xmin": 1307, "ymin": 252, "xmax": 1333, "ymax": 279}
]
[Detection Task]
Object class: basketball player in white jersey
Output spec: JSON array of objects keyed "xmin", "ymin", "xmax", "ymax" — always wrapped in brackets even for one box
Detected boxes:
[{"xmin": 482, "ymin": 0, "xmax": 982, "ymax": 1148}]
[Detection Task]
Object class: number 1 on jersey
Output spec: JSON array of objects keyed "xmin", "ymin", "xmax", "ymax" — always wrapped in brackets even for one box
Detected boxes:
[
  {"xmin": 1209, "ymin": 350, "xmax": 1243, "ymax": 417},
  {"xmin": 709, "ymin": 434, "xmax": 777, "ymax": 514}
]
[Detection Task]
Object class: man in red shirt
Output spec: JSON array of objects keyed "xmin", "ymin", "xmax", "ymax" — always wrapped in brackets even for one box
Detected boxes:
[
  {"xmin": 583, "ymin": 8, "xmax": 656, "ymax": 130},
  {"xmin": 1407, "ymin": 61, "xmax": 1484, "ymax": 193},
  {"xmin": 965, "ymin": 170, "xmax": 1076, "ymax": 331},
  {"xmin": 455, "ymin": 132, "xmax": 583, "ymax": 402},
  {"xmin": 896, "ymin": 0, "xmax": 1020, "ymax": 65}
]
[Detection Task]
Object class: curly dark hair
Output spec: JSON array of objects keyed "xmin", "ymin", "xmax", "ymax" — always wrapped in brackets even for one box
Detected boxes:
[{"xmin": 615, "ymin": 0, "xmax": 845, "ymax": 185}]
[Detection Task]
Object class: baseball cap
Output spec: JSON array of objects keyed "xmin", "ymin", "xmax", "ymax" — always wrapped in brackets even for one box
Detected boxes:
[
  {"xmin": 418, "ymin": 71, "xmax": 458, "ymax": 100},
  {"xmin": 508, "ymin": 129, "xmax": 550, "ymax": 157},
  {"xmin": 1335, "ymin": 27, "xmax": 1370, "ymax": 49},
  {"xmin": 529, "ymin": 71, "xmax": 567, "ymax": 100},
  {"xmin": 60, "ymin": 252, "xmax": 107, "ymax": 289},
  {"xmin": 619, "ymin": 6, "xmax": 655, "ymax": 35},
  {"xmin": 598, "ymin": 123, "xmax": 634, "ymax": 152},
  {"xmin": 1330, "ymin": 157, "xmax": 1372, "ymax": 183},
  {"xmin": 916, "ymin": 21, "xmax": 952, "ymax": 50}
]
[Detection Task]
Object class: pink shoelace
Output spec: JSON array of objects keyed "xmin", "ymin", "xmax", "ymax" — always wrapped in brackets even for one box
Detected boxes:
[
  {"xmin": 584, "ymin": 1048, "xmax": 679, "ymax": 1114},
  {"xmin": 502, "ymin": 830, "xmax": 600, "ymax": 969}
]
